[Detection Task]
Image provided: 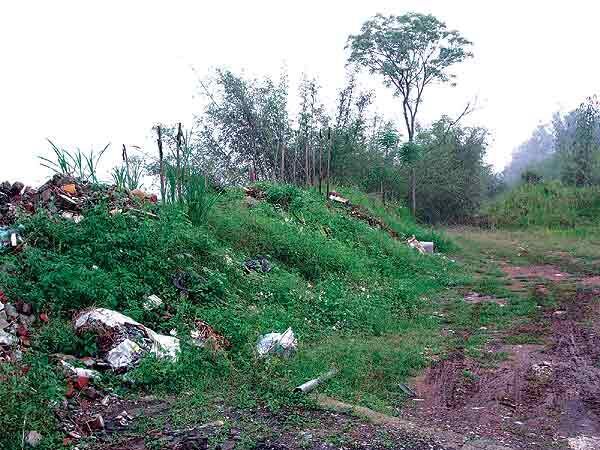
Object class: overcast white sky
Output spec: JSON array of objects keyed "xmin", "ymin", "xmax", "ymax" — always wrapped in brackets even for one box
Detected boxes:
[{"xmin": 1, "ymin": 0, "xmax": 598, "ymax": 185}]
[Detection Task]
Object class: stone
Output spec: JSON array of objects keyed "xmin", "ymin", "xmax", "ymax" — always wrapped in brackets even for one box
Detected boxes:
[
  {"xmin": 5, "ymin": 303, "xmax": 17, "ymax": 319},
  {"xmin": 0, "ymin": 329, "xmax": 17, "ymax": 346},
  {"xmin": 25, "ymin": 431, "xmax": 42, "ymax": 447},
  {"xmin": 0, "ymin": 317, "xmax": 9, "ymax": 330}
]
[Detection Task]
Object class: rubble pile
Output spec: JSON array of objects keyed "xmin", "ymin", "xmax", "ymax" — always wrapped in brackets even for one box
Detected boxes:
[
  {"xmin": 74, "ymin": 308, "xmax": 180, "ymax": 371},
  {"xmin": 0, "ymin": 174, "xmax": 157, "ymax": 228},
  {"xmin": 0, "ymin": 292, "xmax": 38, "ymax": 362}
]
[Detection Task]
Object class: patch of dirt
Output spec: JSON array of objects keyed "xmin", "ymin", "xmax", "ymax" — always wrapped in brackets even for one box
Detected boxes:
[
  {"xmin": 89, "ymin": 400, "xmax": 452, "ymax": 450},
  {"xmin": 501, "ymin": 264, "xmax": 571, "ymax": 283},
  {"xmin": 579, "ymin": 276, "xmax": 600, "ymax": 287},
  {"xmin": 401, "ymin": 287, "xmax": 600, "ymax": 450},
  {"xmin": 464, "ymin": 292, "xmax": 508, "ymax": 306}
]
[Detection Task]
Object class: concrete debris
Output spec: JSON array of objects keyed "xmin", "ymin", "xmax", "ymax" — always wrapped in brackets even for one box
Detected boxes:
[
  {"xmin": 85, "ymin": 414, "xmax": 105, "ymax": 431},
  {"xmin": 25, "ymin": 430, "xmax": 42, "ymax": 447},
  {"xmin": 0, "ymin": 329, "xmax": 17, "ymax": 346},
  {"xmin": 257, "ymin": 327, "xmax": 297, "ymax": 358},
  {"xmin": 74, "ymin": 308, "xmax": 180, "ymax": 370},
  {"xmin": 0, "ymin": 174, "xmax": 159, "ymax": 227},
  {"xmin": 0, "ymin": 296, "xmax": 36, "ymax": 361},
  {"xmin": 143, "ymin": 294, "xmax": 164, "ymax": 311}
]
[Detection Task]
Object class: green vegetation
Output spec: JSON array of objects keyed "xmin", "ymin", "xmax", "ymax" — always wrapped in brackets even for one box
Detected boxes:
[
  {"xmin": 0, "ymin": 182, "xmax": 465, "ymax": 448},
  {"xmin": 485, "ymin": 181, "xmax": 600, "ymax": 228}
]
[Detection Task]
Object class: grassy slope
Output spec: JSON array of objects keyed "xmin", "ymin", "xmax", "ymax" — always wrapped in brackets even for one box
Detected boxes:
[{"xmin": 1, "ymin": 183, "xmax": 467, "ymax": 448}]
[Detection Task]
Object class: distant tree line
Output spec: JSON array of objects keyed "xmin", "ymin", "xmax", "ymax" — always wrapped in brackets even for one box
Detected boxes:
[
  {"xmin": 503, "ymin": 96, "xmax": 600, "ymax": 187},
  {"xmin": 149, "ymin": 13, "xmax": 498, "ymax": 224}
]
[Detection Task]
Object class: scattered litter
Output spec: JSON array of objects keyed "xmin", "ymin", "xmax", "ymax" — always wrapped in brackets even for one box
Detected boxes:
[
  {"xmin": 530, "ymin": 361, "xmax": 553, "ymax": 380},
  {"xmin": 398, "ymin": 383, "xmax": 417, "ymax": 397},
  {"xmin": 295, "ymin": 368, "xmax": 338, "ymax": 394},
  {"xmin": 143, "ymin": 294, "xmax": 163, "ymax": 311},
  {"xmin": 407, "ymin": 235, "xmax": 434, "ymax": 254},
  {"xmin": 61, "ymin": 211, "xmax": 84, "ymax": 223},
  {"xmin": 328, "ymin": 191, "xmax": 350, "ymax": 205},
  {"xmin": 172, "ymin": 270, "xmax": 203, "ymax": 294},
  {"xmin": 74, "ymin": 308, "xmax": 180, "ymax": 370},
  {"xmin": 257, "ymin": 327, "xmax": 297, "ymax": 358},
  {"xmin": 0, "ymin": 225, "xmax": 23, "ymax": 249},
  {"xmin": 115, "ymin": 410, "xmax": 134, "ymax": 426},
  {"xmin": 244, "ymin": 256, "xmax": 272, "ymax": 274},
  {"xmin": 190, "ymin": 319, "xmax": 231, "ymax": 350},
  {"xmin": 61, "ymin": 360, "xmax": 100, "ymax": 379}
]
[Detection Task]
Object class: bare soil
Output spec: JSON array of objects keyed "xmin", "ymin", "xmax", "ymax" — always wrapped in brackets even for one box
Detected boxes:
[{"xmin": 401, "ymin": 264, "xmax": 600, "ymax": 450}]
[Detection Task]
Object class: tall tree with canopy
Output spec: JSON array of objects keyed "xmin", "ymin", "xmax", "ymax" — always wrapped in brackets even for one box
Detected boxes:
[{"xmin": 347, "ymin": 13, "xmax": 473, "ymax": 215}]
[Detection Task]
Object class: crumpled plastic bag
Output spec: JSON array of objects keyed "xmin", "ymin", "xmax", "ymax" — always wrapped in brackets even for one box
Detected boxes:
[
  {"xmin": 256, "ymin": 327, "xmax": 297, "ymax": 358},
  {"xmin": 74, "ymin": 308, "xmax": 180, "ymax": 371}
]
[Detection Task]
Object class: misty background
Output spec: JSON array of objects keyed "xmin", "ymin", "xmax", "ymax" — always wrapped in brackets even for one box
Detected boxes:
[{"xmin": 1, "ymin": 0, "xmax": 599, "ymax": 184}]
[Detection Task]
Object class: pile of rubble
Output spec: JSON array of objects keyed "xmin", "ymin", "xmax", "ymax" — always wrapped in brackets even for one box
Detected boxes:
[
  {"xmin": 0, "ymin": 174, "xmax": 158, "ymax": 230},
  {"xmin": 0, "ymin": 293, "xmax": 40, "ymax": 363}
]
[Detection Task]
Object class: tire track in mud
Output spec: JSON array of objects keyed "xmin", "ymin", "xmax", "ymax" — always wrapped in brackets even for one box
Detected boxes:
[{"xmin": 400, "ymin": 264, "xmax": 600, "ymax": 450}]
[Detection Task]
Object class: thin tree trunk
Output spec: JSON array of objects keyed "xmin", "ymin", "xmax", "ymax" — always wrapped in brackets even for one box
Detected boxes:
[
  {"xmin": 411, "ymin": 167, "xmax": 416, "ymax": 216},
  {"xmin": 280, "ymin": 143, "xmax": 285, "ymax": 182},
  {"xmin": 176, "ymin": 122, "xmax": 183, "ymax": 201},
  {"xmin": 156, "ymin": 126, "xmax": 165, "ymax": 203},
  {"xmin": 318, "ymin": 130, "xmax": 323, "ymax": 194},
  {"xmin": 326, "ymin": 127, "xmax": 332, "ymax": 197},
  {"xmin": 293, "ymin": 146, "xmax": 297, "ymax": 185},
  {"xmin": 305, "ymin": 141, "xmax": 309, "ymax": 186}
]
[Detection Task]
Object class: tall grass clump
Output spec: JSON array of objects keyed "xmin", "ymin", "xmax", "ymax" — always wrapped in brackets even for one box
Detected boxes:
[
  {"xmin": 39, "ymin": 139, "xmax": 110, "ymax": 184},
  {"xmin": 485, "ymin": 181, "xmax": 600, "ymax": 228},
  {"xmin": 165, "ymin": 164, "xmax": 218, "ymax": 225},
  {"xmin": 112, "ymin": 157, "xmax": 145, "ymax": 190}
]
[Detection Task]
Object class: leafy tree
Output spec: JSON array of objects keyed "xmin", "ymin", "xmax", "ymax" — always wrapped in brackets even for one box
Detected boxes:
[
  {"xmin": 347, "ymin": 13, "xmax": 473, "ymax": 215},
  {"xmin": 558, "ymin": 96, "xmax": 600, "ymax": 186},
  {"xmin": 408, "ymin": 117, "xmax": 490, "ymax": 223}
]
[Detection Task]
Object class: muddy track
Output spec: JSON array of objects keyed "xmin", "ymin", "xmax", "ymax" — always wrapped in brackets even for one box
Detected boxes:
[{"xmin": 401, "ymin": 266, "xmax": 600, "ymax": 450}]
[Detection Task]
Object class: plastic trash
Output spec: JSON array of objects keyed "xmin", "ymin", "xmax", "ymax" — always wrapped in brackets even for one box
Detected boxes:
[
  {"xmin": 406, "ymin": 235, "xmax": 434, "ymax": 254},
  {"xmin": 295, "ymin": 368, "xmax": 338, "ymax": 393},
  {"xmin": 257, "ymin": 327, "xmax": 297, "ymax": 358},
  {"xmin": 74, "ymin": 308, "xmax": 180, "ymax": 371}
]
